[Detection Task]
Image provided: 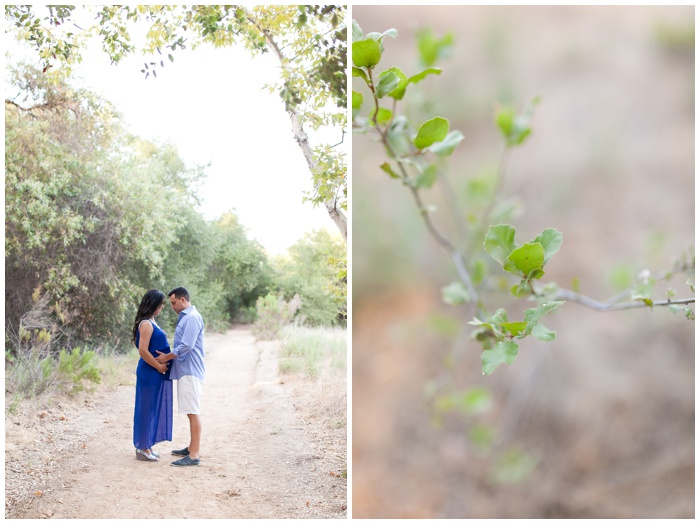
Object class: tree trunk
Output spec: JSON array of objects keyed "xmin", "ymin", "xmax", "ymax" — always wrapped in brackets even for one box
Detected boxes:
[{"xmin": 247, "ymin": 11, "xmax": 348, "ymax": 241}]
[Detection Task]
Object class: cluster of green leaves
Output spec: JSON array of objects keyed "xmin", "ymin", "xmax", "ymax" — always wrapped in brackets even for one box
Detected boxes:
[
  {"xmin": 484, "ymin": 225, "xmax": 563, "ymax": 296},
  {"xmin": 354, "ymin": 21, "xmax": 694, "ymax": 378},
  {"xmin": 352, "ymin": 20, "xmax": 463, "ymax": 185},
  {"xmin": 352, "ymin": 21, "xmax": 564, "ymax": 374},
  {"xmin": 5, "ymin": 5, "xmax": 79, "ymax": 73},
  {"xmin": 470, "ymin": 225, "xmax": 565, "ymax": 373}
]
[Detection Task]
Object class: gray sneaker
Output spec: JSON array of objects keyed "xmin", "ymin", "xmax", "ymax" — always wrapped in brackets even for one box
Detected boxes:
[
  {"xmin": 171, "ymin": 447, "xmax": 189, "ymax": 456},
  {"xmin": 171, "ymin": 456, "xmax": 200, "ymax": 467}
]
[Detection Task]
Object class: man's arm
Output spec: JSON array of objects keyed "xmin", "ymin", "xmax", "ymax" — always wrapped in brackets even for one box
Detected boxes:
[{"xmin": 155, "ymin": 314, "xmax": 200, "ymax": 364}]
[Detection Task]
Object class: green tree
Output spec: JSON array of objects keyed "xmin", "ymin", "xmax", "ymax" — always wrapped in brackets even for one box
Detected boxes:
[
  {"xmin": 5, "ymin": 63, "xmax": 201, "ymax": 352},
  {"xmin": 272, "ymin": 229, "xmax": 346, "ymax": 326},
  {"xmin": 5, "ymin": 4, "xmax": 348, "ymax": 240}
]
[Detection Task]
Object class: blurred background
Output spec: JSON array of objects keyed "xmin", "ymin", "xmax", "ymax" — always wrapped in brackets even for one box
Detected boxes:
[{"xmin": 352, "ymin": 6, "xmax": 694, "ymax": 518}]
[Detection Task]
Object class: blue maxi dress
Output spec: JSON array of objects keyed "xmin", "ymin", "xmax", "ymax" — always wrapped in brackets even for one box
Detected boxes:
[{"xmin": 133, "ymin": 319, "xmax": 173, "ymax": 450}]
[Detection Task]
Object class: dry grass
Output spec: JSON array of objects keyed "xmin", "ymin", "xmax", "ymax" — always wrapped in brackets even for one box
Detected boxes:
[{"xmin": 277, "ymin": 325, "xmax": 348, "ymax": 474}]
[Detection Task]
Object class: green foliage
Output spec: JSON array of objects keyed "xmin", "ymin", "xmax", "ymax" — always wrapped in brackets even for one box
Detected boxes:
[
  {"xmin": 415, "ymin": 27, "xmax": 454, "ymax": 67},
  {"xmin": 354, "ymin": 19, "xmax": 693, "ymax": 379},
  {"xmin": 272, "ymin": 229, "xmax": 347, "ymax": 326},
  {"xmin": 484, "ymin": 224, "xmax": 562, "ymax": 294},
  {"xmin": 6, "ymin": 344, "xmax": 101, "ymax": 397},
  {"xmin": 490, "ymin": 447, "xmax": 538, "ymax": 485},
  {"xmin": 5, "ymin": 65, "xmax": 198, "ymax": 349},
  {"xmin": 57, "ymin": 347, "xmax": 102, "ymax": 394},
  {"xmin": 494, "ymin": 97, "xmax": 540, "ymax": 147}
]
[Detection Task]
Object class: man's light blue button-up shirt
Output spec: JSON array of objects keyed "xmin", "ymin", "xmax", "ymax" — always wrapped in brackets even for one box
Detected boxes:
[{"xmin": 170, "ymin": 305, "xmax": 205, "ymax": 381}]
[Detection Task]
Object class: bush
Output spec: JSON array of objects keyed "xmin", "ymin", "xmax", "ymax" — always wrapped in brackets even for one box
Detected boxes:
[
  {"xmin": 251, "ymin": 293, "xmax": 301, "ymax": 340},
  {"xmin": 5, "ymin": 345, "xmax": 101, "ymax": 398}
]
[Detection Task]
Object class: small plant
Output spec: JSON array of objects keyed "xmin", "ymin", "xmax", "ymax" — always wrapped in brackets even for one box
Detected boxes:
[{"xmin": 57, "ymin": 346, "xmax": 101, "ymax": 394}]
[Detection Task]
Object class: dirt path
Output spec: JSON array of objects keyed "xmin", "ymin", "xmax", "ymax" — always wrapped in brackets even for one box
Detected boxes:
[{"xmin": 5, "ymin": 327, "xmax": 347, "ymax": 519}]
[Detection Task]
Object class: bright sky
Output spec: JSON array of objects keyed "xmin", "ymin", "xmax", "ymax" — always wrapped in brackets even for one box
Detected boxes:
[{"xmin": 8, "ymin": 17, "xmax": 342, "ymax": 255}]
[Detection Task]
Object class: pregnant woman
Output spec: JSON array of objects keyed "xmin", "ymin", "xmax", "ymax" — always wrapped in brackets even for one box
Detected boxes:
[{"xmin": 132, "ymin": 289, "xmax": 173, "ymax": 461}]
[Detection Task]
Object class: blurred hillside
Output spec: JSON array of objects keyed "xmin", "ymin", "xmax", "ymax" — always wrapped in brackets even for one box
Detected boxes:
[{"xmin": 352, "ymin": 6, "xmax": 694, "ymax": 518}]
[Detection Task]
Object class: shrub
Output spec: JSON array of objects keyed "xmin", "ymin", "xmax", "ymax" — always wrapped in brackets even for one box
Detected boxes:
[
  {"xmin": 5, "ymin": 345, "xmax": 101, "ymax": 398},
  {"xmin": 252, "ymin": 293, "xmax": 301, "ymax": 340}
]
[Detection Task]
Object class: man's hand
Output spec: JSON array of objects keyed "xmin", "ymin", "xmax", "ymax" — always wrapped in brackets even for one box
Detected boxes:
[{"xmin": 155, "ymin": 350, "xmax": 174, "ymax": 364}]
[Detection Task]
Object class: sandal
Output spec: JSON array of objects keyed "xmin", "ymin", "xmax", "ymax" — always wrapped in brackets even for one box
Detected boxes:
[{"xmin": 135, "ymin": 448, "xmax": 158, "ymax": 461}]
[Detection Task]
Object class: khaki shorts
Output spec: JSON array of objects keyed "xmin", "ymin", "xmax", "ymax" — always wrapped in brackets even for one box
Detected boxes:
[{"xmin": 177, "ymin": 375, "xmax": 203, "ymax": 415}]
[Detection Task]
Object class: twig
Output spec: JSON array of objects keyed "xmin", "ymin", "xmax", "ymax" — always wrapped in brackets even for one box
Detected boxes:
[
  {"xmin": 553, "ymin": 288, "xmax": 694, "ymax": 311},
  {"xmin": 367, "ymin": 72, "xmax": 482, "ymax": 313}
]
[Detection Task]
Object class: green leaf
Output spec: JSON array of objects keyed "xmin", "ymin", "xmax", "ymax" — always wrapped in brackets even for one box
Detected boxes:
[
  {"xmin": 531, "ymin": 322, "xmax": 556, "ymax": 342},
  {"xmin": 436, "ymin": 388, "xmax": 492, "ymax": 415},
  {"xmin": 416, "ymin": 27, "xmax": 454, "ymax": 67},
  {"xmin": 571, "ymin": 276, "xmax": 580, "ymax": 293},
  {"xmin": 495, "ymin": 105, "xmax": 516, "ymax": 139},
  {"xmin": 534, "ymin": 228, "xmax": 563, "ymax": 265},
  {"xmin": 351, "ymin": 19, "xmax": 364, "ymax": 42},
  {"xmin": 371, "ymin": 106, "xmax": 392, "ymax": 125},
  {"xmin": 687, "ymin": 279, "xmax": 695, "ymax": 293},
  {"xmin": 523, "ymin": 301, "xmax": 564, "ymax": 336},
  {"xmin": 381, "ymin": 28, "xmax": 399, "ymax": 40},
  {"xmin": 469, "ymin": 424, "xmax": 494, "ymax": 451},
  {"xmin": 504, "ymin": 242, "xmax": 545, "ymax": 277},
  {"xmin": 385, "ymin": 116, "xmax": 412, "ymax": 158},
  {"xmin": 482, "ymin": 340, "xmax": 518, "ymax": 375},
  {"xmin": 631, "ymin": 295, "xmax": 654, "ymax": 307},
  {"xmin": 379, "ymin": 162, "xmax": 400, "ymax": 179},
  {"xmin": 527, "ymin": 268, "xmax": 546, "ymax": 280},
  {"xmin": 415, "ymin": 164, "xmax": 438, "ymax": 189},
  {"xmin": 484, "ymin": 224, "xmax": 518, "ymax": 267},
  {"xmin": 376, "ymin": 71, "xmax": 400, "ymax": 98},
  {"xmin": 352, "ymin": 66, "xmax": 368, "ymax": 83},
  {"xmin": 352, "ymin": 39, "xmax": 381, "ymax": 68},
  {"xmin": 352, "ymin": 90, "xmax": 363, "ymax": 119},
  {"xmin": 471, "ymin": 258, "xmax": 488, "ymax": 285},
  {"xmin": 442, "ymin": 281, "xmax": 471, "ymax": 305},
  {"xmin": 407, "ymin": 67, "xmax": 442, "ymax": 85},
  {"xmin": 500, "ymin": 321, "xmax": 527, "ymax": 337},
  {"xmin": 413, "ymin": 116, "xmax": 449, "ymax": 149},
  {"xmin": 365, "ymin": 29, "xmax": 399, "ymax": 42},
  {"xmin": 495, "ymin": 97, "xmax": 541, "ymax": 147},
  {"xmin": 491, "ymin": 447, "xmax": 537, "ymax": 484},
  {"xmin": 427, "ymin": 130, "xmax": 465, "ymax": 157},
  {"xmin": 685, "ymin": 306, "xmax": 694, "ymax": 321},
  {"xmin": 380, "ymin": 66, "xmax": 408, "ymax": 100}
]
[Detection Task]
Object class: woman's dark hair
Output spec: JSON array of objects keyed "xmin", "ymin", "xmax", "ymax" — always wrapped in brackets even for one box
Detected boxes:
[{"xmin": 132, "ymin": 289, "xmax": 165, "ymax": 344}]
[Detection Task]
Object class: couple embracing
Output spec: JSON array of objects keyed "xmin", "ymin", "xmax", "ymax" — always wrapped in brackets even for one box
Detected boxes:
[{"xmin": 131, "ymin": 286, "xmax": 205, "ymax": 466}]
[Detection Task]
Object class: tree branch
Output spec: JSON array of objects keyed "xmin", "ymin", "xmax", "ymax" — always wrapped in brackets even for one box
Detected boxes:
[
  {"xmin": 367, "ymin": 80, "xmax": 482, "ymax": 313},
  {"xmin": 553, "ymin": 287, "xmax": 694, "ymax": 311}
]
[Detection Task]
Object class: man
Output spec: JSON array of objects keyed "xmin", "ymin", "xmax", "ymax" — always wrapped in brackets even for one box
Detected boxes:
[{"xmin": 156, "ymin": 286, "xmax": 205, "ymax": 466}]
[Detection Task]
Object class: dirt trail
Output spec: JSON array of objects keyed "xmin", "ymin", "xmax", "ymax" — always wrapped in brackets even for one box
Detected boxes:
[{"xmin": 6, "ymin": 327, "xmax": 347, "ymax": 519}]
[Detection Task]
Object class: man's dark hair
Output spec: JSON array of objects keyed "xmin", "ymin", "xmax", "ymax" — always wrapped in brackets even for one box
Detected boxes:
[{"xmin": 168, "ymin": 286, "xmax": 190, "ymax": 301}]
